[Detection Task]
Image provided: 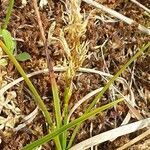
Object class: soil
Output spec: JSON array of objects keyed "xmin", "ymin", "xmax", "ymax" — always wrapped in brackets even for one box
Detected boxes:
[{"xmin": 0, "ymin": 0, "xmax": 150, "ymax": 150}]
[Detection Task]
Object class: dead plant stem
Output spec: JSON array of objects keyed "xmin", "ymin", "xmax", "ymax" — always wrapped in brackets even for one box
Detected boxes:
[
  {"xmin": 83, "ymin": 0, "xmax": 150, "ymax": 35},
  {"xmin": 33, "ymin": 0, "xmax": 62, "ymax": 149}
]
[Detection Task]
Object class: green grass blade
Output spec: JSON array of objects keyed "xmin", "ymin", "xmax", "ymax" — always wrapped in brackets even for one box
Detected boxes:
[
  {"xmin": 67, "ymin": 42, "xmax": 150, "ymax": 148},
  {"xmin": 51, "ymin": 79, "xmax": 62, "ymax": 150},
  {"xmin": 22, "ymin": 98, "xmax": 123, "ymax": 150},
  {"xmin": 0, "ymin": 40, "xmax": 52, "ymax": 127},
  {"xmin": 2, "ymin": 0, "xmax": 14, "ymax": 29},
  {"xmin": 62, "ymin": 84, "xmax": 73, "ymax": 149},
  {"xmin": 0, "ymin": 39, "xmax": 62, "ymax": 150},
  {"xmin": 51, "ymin": 80, "xmax": 62, "ymax": 129}
]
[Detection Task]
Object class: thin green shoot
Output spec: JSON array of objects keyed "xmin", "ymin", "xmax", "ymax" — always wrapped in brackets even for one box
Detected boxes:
[
  {"xmin": 51, "ymin": 75, "xmax": 62, "ymax": 147},
  {"xmin": 0, "ymin": 39, "xmax": 63, "ymax": 149},
  {"xmin": 2, "ymin": 0, "xmax": 14, "ymax": 29},
  {"xmin": 22, "ymin": 98, "xmax": 123, "ymax": 150},
  {"xmin": 67, "ymin": 42, "xmax": 150, "ymax": 148},
  {"xmin": 62, "ymin": 84, "xmax": 73, "ymax": 149},
  {"xmin": 0, "ymin": 40, "xmax": 52, "ymax": 127}
]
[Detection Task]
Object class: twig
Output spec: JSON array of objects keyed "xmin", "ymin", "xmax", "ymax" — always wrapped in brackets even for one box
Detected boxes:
[
  {"xmin": 69, "ymin": 118, "xmax": 150, "ymax": 150},
  {"xmin": 117, "ymin": 129, "xmax": 150, "ymax": 150},
  {"xmin": 32, "ymin": 0, "xmax": 56, "ymax": 82},
  {"xmin": 33, "ymin": 0, "xmax": 46, "ymax": 43},
  {"xmin": 67, "ymin": 87, "xmax": 103, "ymax": 122},
  {"xmin": 0, "ymin": 67, "xmax": 129, "ymax": 95},
  {"xmin": 131, "ymin": 0, "xmax": 150, "ymax": 14},
  {"xmin": 14, "ymin": 107, "xmax": 38, "ymax": 131},
  {"xmin": 83, "ymin": 0, "xmax": 150, "ymax": 35}
]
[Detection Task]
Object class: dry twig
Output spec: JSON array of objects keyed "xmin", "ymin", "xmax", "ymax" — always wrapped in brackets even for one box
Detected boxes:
[
  {"xmin": 131, "ymin": 0, "xmax": 150, "ymax": 14},
  {"xmin": 14, "ymin": 107, "xmax": 38, "ymax": 131},
  {"xmin": 33, "ymin": 0, "xmax": 56, "ymax": 81},
  {"xmin": 83, "ymin": 0, "xmax": 150, "ymax": 35},
  {"xmin": 69, "ymin": 118, "xmax": 150, "ymax": 150},
  {"xmin": 117, "ymin": 129, "xmax": 150, "ymax": 150}
]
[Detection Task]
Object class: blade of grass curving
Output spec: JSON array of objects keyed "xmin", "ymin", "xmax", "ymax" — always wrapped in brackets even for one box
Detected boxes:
[
  {"xmin": 0, "ymin": 40, "xmax": 52, "ymax": 127},
  {"xmin": 67, "ymin": 42, "xmax": 150, "ymax": 148},
  {"xmin": 2, "ymin": 0, "xmax": 14, "ymax": 29},
  {"xmin": 0, "ymin": 39, "xmax": 62, "ymax": 149},
  {"xmin": 0, "ymin": 40, "xmax": 62, "ymax": 149},
  {"xmin": 22, "ymin": 98, "xmax": 123, "ymax": 150}
]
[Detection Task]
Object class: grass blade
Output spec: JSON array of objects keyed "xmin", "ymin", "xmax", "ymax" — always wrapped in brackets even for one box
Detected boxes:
[
  {"xmin": 2, "ymin": 0, "xmax": 14, "ymax": 29},
  {"xmin": 67, "ymin": 42, "xmax": 150, "ymax": 148},
  {"xmin": 62, "ymin": 84, "xmax": 73, "ymax": 149},
  {"xmin": 70, "ymin": 118, "xmax": 150, "ymax": 150},
  {"xmin": 22, "ymin": 98, "xmax": 123, "ymax": 150},
  {"xmin": 0, "ymin": 40, "xmax": 52, "ymax": 127}
]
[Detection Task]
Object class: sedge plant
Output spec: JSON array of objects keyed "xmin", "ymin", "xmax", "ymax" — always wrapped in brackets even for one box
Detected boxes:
[
  {"xmin": 22, "ymin": 42, "xmax": 150, "ymax": 150},
  {"xmin": 47, "ymin": 0, "xmax": 89, "ymax": 148},
  {"xmin": 1, "ymin": 0, "xmax": 150, "ymax": 150},
  {"xmin": 50, "ymin": 2, "xmax": 87, "ymax": 150},
  {"xmin": 60, "ymin": 1, "xmax": 89, "ymax": 149},
  {"xmin": 45, "ymin": 0, "xmax": 150, "ymax": 149}
]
